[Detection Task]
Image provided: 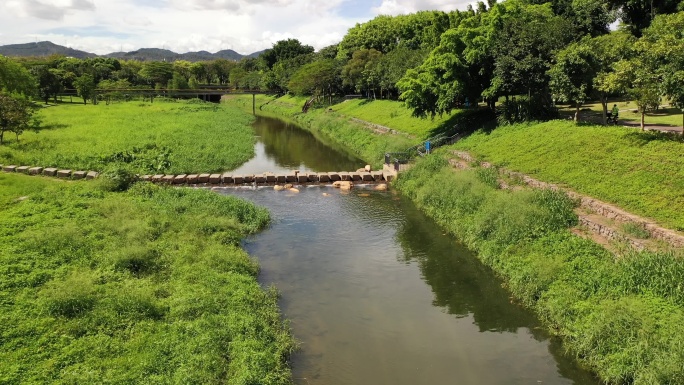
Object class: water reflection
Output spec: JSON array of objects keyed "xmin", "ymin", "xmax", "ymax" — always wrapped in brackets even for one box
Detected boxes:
[{"xmin": 229, "ymin": 116, "xmax": 363, "ymax": 175}]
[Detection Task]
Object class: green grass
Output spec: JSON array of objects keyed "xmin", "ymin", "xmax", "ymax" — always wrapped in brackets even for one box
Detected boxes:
[
  {"xmin": 395, "ymin": 156, "xmax": 684, "ymax": 384},
  {"xmin": 330, "ymin": 99, "xmax": 459, "ymax": 138},
  {"xmin": 0, "ymin": 100, "xmax": 256, "ymax": 174},
  {"xmin": 452, "ymin": 121, "xmax": 684, "ymax": 231},
  {"xmin": 0, "ymin": 173, "xmax": 295, "ymax": 384}
]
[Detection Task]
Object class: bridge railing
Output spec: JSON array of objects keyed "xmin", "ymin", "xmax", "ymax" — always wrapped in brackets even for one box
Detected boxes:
[{"xmin": 384, "ymin": 131, "xmax": 464, "ymax": 171}]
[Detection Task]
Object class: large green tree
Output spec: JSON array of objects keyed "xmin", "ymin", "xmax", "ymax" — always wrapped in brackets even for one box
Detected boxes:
[
  {"xmin": 0, "ymin": 55, "xmax": 35, "ymax": 96},
  {"xmin": 73, "ymin": 74, "xmax": 96, "ymax": 105},
  {"xmin": 0, "ymin": 92, "xmax": 36, "ymax": 144},
  {"xmin": 549, "ymin": 40, "xmax": 598, "ymax": 121},
  {"xmin": 261, "ymin": 39, "xmax": 314, "ymax": 70},
  {"xmin": 288, "ymin": 59, "xmax": 341, "ymax": 98}
]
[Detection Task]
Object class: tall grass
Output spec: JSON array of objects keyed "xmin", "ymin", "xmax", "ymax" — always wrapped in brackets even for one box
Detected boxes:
[
  {"xmin": 0, "ymin": 100, "xmax": 256, "ymax": 174},
  {"xmin": 395, "ymin": 156, "xmax": 684, "ymax": 384},
  {"xmin": 0, "ymin": 173, "xmax": 294, "ymax": 384}
]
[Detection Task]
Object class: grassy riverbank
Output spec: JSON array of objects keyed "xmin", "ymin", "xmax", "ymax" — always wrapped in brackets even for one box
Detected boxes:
[
  {"xmin": 0, "ymin": 173, "xmax": 294, "ymax": 384},
  {"xmin": 0, "ymin": 100, "xmax": 256, "ymax": 174},
  {"xmin": 452, "ymin": 121, "xmax": 684, "ymax": 231},
  {"xmin": 0, "ymin": 100, "xmax": 296, "ymax": 383},
  {"xmin": 396, "ymin": 156, "xmax": 684, "ymax": 384}
]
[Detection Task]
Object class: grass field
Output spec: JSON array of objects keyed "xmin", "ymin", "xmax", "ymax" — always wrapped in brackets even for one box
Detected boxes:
[
  {"xmin": 452, "ymin": 121, "xmax": 684, "ymax": 231},
  {"xmin": 0, "ymin": 173, "xmax": 295, "ymax": 384},
  {"xmin": 396, "ymin": 156, "xmax": 684, "ymax": 384},
  {"xmin": 0, "ymin": 99, "xmax": 256, "ymax": 174}
]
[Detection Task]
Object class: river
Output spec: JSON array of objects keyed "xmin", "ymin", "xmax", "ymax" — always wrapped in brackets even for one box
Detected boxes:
[{"xmin": 219, "ymin": 116, "xmax": 598, "ymax": 385}]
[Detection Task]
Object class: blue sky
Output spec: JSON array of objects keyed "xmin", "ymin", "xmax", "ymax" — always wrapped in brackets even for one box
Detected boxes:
[{"xmin": 0, "ymin": 0, "xmax": 471, "ymax": 55}]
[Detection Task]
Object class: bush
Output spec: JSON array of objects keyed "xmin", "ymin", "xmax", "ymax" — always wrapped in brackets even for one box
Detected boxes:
[{"xmin": 97, "ymin": 165, "xmax": 138, "ymax": 192}]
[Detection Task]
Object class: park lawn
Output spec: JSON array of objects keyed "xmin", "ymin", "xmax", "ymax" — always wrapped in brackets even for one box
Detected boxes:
[
  {"xmin": 452, "ymin": 120, "xmax": 684, "ymax": 230},
  {"xmin": 0, "ymin": 99, "xmax": 256, "ymax": 174},
  {"xmin": 0, "ymin": 173, "xmax": 294, "ymax": 384}
]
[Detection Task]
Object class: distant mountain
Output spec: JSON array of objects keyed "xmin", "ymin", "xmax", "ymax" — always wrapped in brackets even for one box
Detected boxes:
[
  {"xmin": 0, "ymin": 41, "xmax": 96, "ymax": 59},
  {"xmin": 0, "ymin": 41, "xmax": 265, "ymax": 62}
]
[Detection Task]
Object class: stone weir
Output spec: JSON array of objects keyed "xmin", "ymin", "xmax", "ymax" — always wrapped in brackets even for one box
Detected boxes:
[{"xmin": 140, "ymin": 168, "xmax": 394, "ymax": 187}]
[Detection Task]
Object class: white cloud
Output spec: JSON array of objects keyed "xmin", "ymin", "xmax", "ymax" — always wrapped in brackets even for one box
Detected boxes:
[{"xmin": 0, "ymin": 0, "xmax": 469, "ymax": 55}]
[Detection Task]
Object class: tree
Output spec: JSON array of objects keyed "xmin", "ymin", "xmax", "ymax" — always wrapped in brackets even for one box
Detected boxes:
[
  {"xmin": 341, "ymin": 49, "xmax": 383, "ymax": 98},
  {"xmin": 549, "ymin": 40, "xmax": 598, "ymax": 122},
  {"xmin": 261, "ymin": 39, "xmax": 314, "ymax": 69},
  {"xmin": 609, "ymin": 0, "xmax": 681, "ymax": 35},
  {"xmin": 0, "ymin": 55, "xmax": 36, "ymax": 96},
  {"xmin": 0, "ymin": 92, "xmax": 36, "ymax": 144},
  {"xmin": 139, "ymin": 62, "xmax": 173, "ymax": 88},
  {"xmin": 74, "ymin": 74, "xmax": 96, "ymax": 105},
  {"xmin": 640, "ymin": 12, "xmax": 684, "ymax": 133},
  {"xmin": 31, "ymin": 65, "xmax": 62, "ymax": 104},
  {"xmin": 288, "ymin": 59, "xmax": 341, "ymax": 99},
  {"xmin": 591, "ymin": 31, "xmax": 636, "ymax": 124},
  {"xmin": 605, "ymin": 58, "xmax": 660, "ymax": 129}
]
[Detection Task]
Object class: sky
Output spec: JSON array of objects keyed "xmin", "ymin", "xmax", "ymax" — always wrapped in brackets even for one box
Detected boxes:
[{"xmin": 0, "ymin": 0, "xmax": 472, "ymax": 55}]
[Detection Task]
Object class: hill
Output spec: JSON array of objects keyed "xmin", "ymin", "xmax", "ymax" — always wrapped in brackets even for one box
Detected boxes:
[
  {"xmin": 0, "ymin": 41, "xmax": 264, "ymax": 61},
  {"xmin": 0, "ymin": 41, "xmax": 96, "ymax": 59}
]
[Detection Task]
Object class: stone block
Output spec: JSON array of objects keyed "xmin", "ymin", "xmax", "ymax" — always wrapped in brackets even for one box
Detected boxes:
[
  {"xmin": 16, "ymin": 166, "xmax": 30, "ymax": 174},
  {"xmin": 297, "ymin": 174, "xmax": 309, "ymax": 183},
  {"xmin": 371, "ymin": 171, "xmax": 384, "ymax": 181},
  {"xmin": 264, "ymin": 173, "xmax": 276, "ymax": 183},
  {"xmin": 233, "ymin": 175, "xmax": 244, "ymax": 184},
  {"xmin": 360, "ymin": 172, "xmax": 374, "ymax": 182},
  {"xmin": 318, "ymin": 173, "xmax": 330, "ymax": 183},
  {"xmin": 350, "ymin": 172, "xmax": 362, "ymax": 181},
  {"xmin": 57, "ymin": 170, "xmax": 72, "ymax": 179},
  {"xmin": 3, "ymin": 165, "xmax": 17, "ymax": 172},
  {"xmin": 198, "ymin": 174, "xmax": 210, "ymax": 183},
  {"xmin": 72, "ymin": 171, "xmax": 87, "ymax": 180},
  {"xmin": 209, "ymin": 174, "xmax": 222, "ymax": 184},
  {"xmin": 186, "ymin": 174, "xmax": 199, "ymax": 184},
  {"xmin": 43, "ymin": 168, "xmax": 58, "ymax": 176},
  {"xmin": 222, "ymin": 173, "xmax": 234, "ymax": 184},
  {"xmin": 173, "ymin": 175, "xmax": 187, "ymax": 184},
  {"xmin": 152, "ymin": 174, "xmax": 164, "ymax": 182},
  {"xmin": 141, "ymin": 175, "xmax": 152, "ymax": 182},
  {"xmin": 255, "ymin": 174, "xmax": 267, "ymax": 183},
  {"xmin": 86, "ymin": 171, "xmax": 99, "ymax": 180},
  {"xmin": 339, "ymin": 171, "xmax": 351, "ymax": 181},
  {"xmin": 328, "ymin": 172, "xmax": 341, "ymax": 182},
  {"xmin": 162, "ymin": 175, "xmax": 176, "ymax": 184},
  {"xmin": 243, "ymin": 174, "xmax": 254, "ymax": 183},
  {"xmin": 29, "ymin": 167, "xmax": 43, "ymax": 175},
  {"xmin": 307, "ymin": 173, "xmax": 319, "ymax": 182},
  {"xmin": 276, "ymin": 174, "xmax": 287, "ymax": 183},
  {"xmin": 285, "ymin": 173, "xmax": 297, "ymax": 183}
]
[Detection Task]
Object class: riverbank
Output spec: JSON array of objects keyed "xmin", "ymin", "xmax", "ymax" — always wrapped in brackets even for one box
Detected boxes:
[
  {"xmin": 0, "ymin": 101, "xmax": 296, "ymax": 384},
  {"xmin": 225, "ymin": 95, "xmax": 684, "ymax": 384}
]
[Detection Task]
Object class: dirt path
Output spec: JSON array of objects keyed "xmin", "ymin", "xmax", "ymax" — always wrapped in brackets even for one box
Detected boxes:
[{"xmin": 449, "ymin": 151, "xmax": 684, "ymax": 254}]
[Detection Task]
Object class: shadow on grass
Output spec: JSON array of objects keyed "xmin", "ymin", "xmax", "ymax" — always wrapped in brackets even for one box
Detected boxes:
[
  {"xmin": 427, "ymin": 108, "xmax": 497, "ymax": 138},
  {"xmin": 624, "ymin": 130, "xmax": 684, "ymax": 145}
]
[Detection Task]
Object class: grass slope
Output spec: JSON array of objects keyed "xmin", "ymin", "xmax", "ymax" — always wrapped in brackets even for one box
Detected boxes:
[
  {"xmin": 453, "ymin": 121, "xmax": 684, "ymax": 231},
  {"xmin": 396, "ymin": 156, "xmax": 684, "ymax": 384},
  {"xmin": 0, "ymin": 100, "xmax": 256, "ymax": 174},
  {"xmin": 0, "ymin": 174, "xmax": 294, "ymax": 384}
]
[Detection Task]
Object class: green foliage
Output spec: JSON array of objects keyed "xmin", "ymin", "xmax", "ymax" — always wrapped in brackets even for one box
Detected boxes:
[
  {"xmin": 0, "ymin": 92, "xmax": 37, "ymax": 145},
  {"xmin": 262, "ymin": 39, "xmax": 314, "ymax": 70},
  {"xmin": 0, "ymin": 100, "xmax": 256, "ymax": 174},
  {"xmin": 287, "ymin": 59, "xmax": 340, "ymax": 96},
  {"xmin": 453, "ymin": 120, "xmax": 684, "ymax": 230},
  {"xmin": 98, "ymin": 164, "xmax": 138, "ymax": 192},
  {"xmin": 496, "ymin": 96, "xmax": 559, "ymax": 125},
  {"xmin": 0, "ymin": 173, "xmax": 292, "ymax": 384},
  {"xmin": 0, "ymin": 55, "xmax": 36, "ymax": 96},
  {"xmin": 73, "ymin": 73, "xmax": 96, "ymax": 105},
  {"xmin": 395, "ymin": 157, "xmax": 684, "ymax": 382}
]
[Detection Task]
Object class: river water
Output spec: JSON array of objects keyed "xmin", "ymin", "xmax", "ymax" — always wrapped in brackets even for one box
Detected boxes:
[{"xmin": 220, "ymin": 116, "xmax": 598, "ymax": 385}]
